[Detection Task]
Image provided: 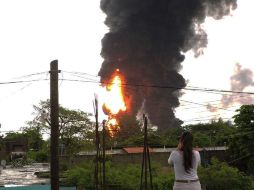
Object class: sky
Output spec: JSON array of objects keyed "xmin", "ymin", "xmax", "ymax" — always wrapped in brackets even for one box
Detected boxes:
[{"xmin": 0, "ymin": 0, "xmax": 254, "ymax": 133}]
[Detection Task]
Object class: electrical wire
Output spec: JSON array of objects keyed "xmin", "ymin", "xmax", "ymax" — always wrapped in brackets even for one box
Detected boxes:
[
  {"xmin": 60, "ymin": 78, "xmax": 254, "ymax": 95},
  {"xmin": 1, "ymin": 71, "xmax": 253, "ymax": 97},
  {"xmin": 61, "ymin": 70, "xmax": 99, "ymax": 78},
  {"xmin": 179, "ymin": 99, "xmax": 237, "ymax": 112},
  {"xmin": 11, "ymin": 71, "xmax": 49, "ymax": 80},
  {"xmin": 0, "ymin": 79, "xmax": 48, "ymax": 85}
]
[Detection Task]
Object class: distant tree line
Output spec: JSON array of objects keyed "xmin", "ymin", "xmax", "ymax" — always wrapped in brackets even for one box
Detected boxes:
[{"xmin": 1, "ymin": 101, "xmax": 254, "ymax": 177}]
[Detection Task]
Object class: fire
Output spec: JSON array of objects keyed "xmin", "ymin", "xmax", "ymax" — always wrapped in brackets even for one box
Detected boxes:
[
  {"xmin": 104, "ymin": 75, "xmax": 126, "ymax": 114},
  {"xmin": 106, "ymin": 116, "xmax": 120, "ymax": 137},
  {"xmin": 102, "ymin": 70, "xmax": 127, "ymax": 136}
]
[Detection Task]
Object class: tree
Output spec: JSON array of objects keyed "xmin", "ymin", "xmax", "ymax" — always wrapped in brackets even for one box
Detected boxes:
[
  {"xmin": 161, "ymin": 127, "xmax": 184, "ymax": 147},
  {"xmin": 185, "ymin": 119, "xmax": 235, "ymax": 147},
  {"xmin": 20, "ymin": 126, "xmax": 44, "ymax": 151},
  {"xmin": 228, "ymin": 104, "xmax": 254, "ymax": 174},
  {"xmin": 199, "ymin": 158, "xmax": 253, "ymax": 190},
  {"xmin": 27, "ymin": 100, "xmax": 95, "ymax": 158}
]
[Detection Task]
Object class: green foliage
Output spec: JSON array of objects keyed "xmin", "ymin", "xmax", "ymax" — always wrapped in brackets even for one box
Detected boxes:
[
  {"xmin": 153, "ymin": 173, "xmax": 174, "ymax": 190},
  {"xmin": 5, "ymin": 132, "xmax": 25, "ymax": 140},
  {"xmin": 65, "ymin": 167, "xmax": 93, "ymax": 187},
  {"xmin": 119, "ymin": 130, "xmax": 164, "ymax": 147},
  {"xmin": 21, "ymin": 127, "xmax": 44, "ymax": 150},
  {"xmin": 4, "ymin": 124, "xmax": 44, "ymax": 154},
  {"xmin": 120, "ymin": 134, "xmax": 143, "ymax": 147},
  {"xmin": 199, "ymin": 158, "xmax": 254, "ymax": 190},
  {"xmin": 34, "ymin": 171, "xmax": 50, "ymax": 178},
  {"xmin": 27, "ymin": 100, "xmax": 94, "ymax": 158},
  {"xmin": 193, "ymin": 132, "xmax": 210, "ymax": 147},
  {"xmin": 59, "ymin": 160, "xmax": 70, "ymax": 171},
  {"xmin": 185, "ymin": 119, "xmax": 235, "ymax": 147},
  {"xmin": 233, "ymin": 105, "xmax": 254, "ymax": 127},
  {"xmin": 62, "ymin": 161, "xmax": 174, "ymax": 190},
  {"xmin": 142, "ymin": 118, "xmax": 236, "ymax": 149},
  {"xmin": 27, "ymin": 150, "xmax": 48, "ymax": 162},
  {"xmin": 61, "ymin": 159, "xmax": 254, "ymax": 190},
  {"xmin": 105, "ymin": 162, "xmax": 141, "ymax": 189},
  {"xmin": 62, "ymin": 161, "xmax": 94, "ymax": 188},
  {"xmin": 228, "ymin": 105, "xmax": 254, "ymax": 174},
  {"xmin": 161, "ymin": 127, "xmax": 184, "ymax": 147}
]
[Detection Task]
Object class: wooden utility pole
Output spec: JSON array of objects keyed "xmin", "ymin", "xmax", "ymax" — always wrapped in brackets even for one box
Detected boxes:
[
  {"xmin": 94, "ymin": 96, "xmax": 99, "ymax": 190},
  {"xmin": 140, "ymin": 114, "xmax": 153, "ymax": 190},
  {"xmin": 102, "ymin": 120, "xmax": 106, "ymax": 190},
  {"xmin": 50, "ymin": 60, "xmax": 60, "ymax": 190}
]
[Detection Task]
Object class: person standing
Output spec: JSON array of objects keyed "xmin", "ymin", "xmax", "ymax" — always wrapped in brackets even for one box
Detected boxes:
[{"xmin": 168, "ymin": 131, "xmax": 201, "ymax": 190}]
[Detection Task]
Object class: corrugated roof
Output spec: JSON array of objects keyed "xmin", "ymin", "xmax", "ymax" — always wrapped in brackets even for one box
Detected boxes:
[{"xmin": 123, "ymin": 147, "xmax": 154, "ymax": 154}]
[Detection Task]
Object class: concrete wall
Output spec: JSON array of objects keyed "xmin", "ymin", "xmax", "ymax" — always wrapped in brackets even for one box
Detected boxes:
[{"xmin": 64, "ymin": 147, "xmax": 228, "ymax": 167}]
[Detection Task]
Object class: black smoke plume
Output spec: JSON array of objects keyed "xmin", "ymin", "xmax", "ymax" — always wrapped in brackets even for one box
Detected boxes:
[{"xmin": 99, "ymin": 0, "xmax": 237, "ymax": 130}]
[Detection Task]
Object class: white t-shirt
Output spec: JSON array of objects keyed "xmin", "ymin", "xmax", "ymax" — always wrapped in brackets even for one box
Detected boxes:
[{"xmin": 168, "ymin": 150, "xmax": 200, "ymax": 180}]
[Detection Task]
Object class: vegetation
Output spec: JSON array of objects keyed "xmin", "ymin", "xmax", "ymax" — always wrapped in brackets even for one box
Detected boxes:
[
  {"xmin": 2, "ymin": 100, "xmax": 254, "ymax": 189},
  {"xmin": 228, "ymin": 105, "xmax": 254, "ymax": 174},
  {"xmin": 111, "ymin": 118, "xmax": 236, "ymax": 150},
  {"xmin": 199, "ymin": 158, "xmax": 254, "ymax": 190},
  {"xmin": 0, "ymin": 100, "xmax": 94, "ymax": 164},
  {"xmin": 61, "ymin": 161, "xmax": 174, "ymax": 190},
  {"xmin": 26, "ymin": 100, "xmax": 95, "ymax": 160},
  {"xmin": 59, "ymin": 159, "xmax": 253, "ymax": 190}
]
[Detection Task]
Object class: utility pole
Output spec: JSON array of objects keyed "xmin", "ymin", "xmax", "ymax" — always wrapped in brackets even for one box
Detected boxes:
[
  {"xmin": 50, "ymin": 60, "xmax": 60, "ymax": 190},
  {"xmin": 93, "ymin": 95, "xmax": 99, "ymax": 190},
  {"xmin": 102, "ymin": 120, "xmax": 106, "ymax": 190},
  {"xmin": 140, "ymin": 114, "xmax": 153, "ymax": 190}
]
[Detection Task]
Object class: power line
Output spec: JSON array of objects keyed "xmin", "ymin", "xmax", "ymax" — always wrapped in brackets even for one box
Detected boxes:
[
  {"xmin": 181, "ymin": 113, "xmax": 232, "ymax": 122},
  {"xmin": 178, "ymin": 93, "xmax": 254, "ymax": 108},
  {"xmin": 61, "ymin": 78, "xmax": 254, "ymax": 95},
  {"xmin": 0, "ymin": 74, "xmax": 49, "ymax": 101},
  {"xmin": 11, "ymin": 71, "xmax": 49, "ymax": 80},
  {"xmin": 179, "ymin": 99, "xmax": 236, "ymax": 112},
  {"xmin": 183, "ymin": 117, "xmax": 232, "ymax": 123},
  {"xmin": 65, "ymin": 73, "xmax": 100, "ymax": 82},
  {"xmin": 0, "ymin": 72, "xmax": 254, "ymax": 96},
  {"xmin": 0, "ymin": 79, "xmax": 48, "ymax": 85},
  {"xmin": 61, "ymin": 70, "xmax": 99, "ymax": 78}
]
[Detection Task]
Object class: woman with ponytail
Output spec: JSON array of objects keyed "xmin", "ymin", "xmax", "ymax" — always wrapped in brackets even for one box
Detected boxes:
[{"xmin": 168, "ymin": 131, "xmax": 201, "ymax": 190}]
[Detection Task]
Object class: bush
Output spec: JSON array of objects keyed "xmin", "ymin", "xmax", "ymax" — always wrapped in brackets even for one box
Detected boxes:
[
  {"xmin": 35, "ymin": 171, "xmax": 50, "ymax": 178},
  {"xmin": 62, "ymin": 161, "xmax": 94, "ymax": 189},
  {"xmin": 27, "ymin": 150, "xmax": 48, "ymax": 162},
  {"xmin": 61, "ymin": 159, "xmax": 253, "ymax": 190},
  {"xmin": 62, "ymin": 161, "xmax": 174, "ymax": 190},
  {"xmin": 199, "ymin": 158, "xmax": 254, "ymax": 190},
  {"xmin": 153, "ymin": 173, "xmax": 174, "ymax": 190},
  {"xmin": 105, "ymin": 162, "xmax": 141, "ymax": 189},
  {"xmin": 104, "ymin": 161, "xmax": 174, "ymax": 189}
]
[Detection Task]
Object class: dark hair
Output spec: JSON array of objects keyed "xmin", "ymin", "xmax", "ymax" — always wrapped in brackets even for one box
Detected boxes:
[{"xmin": 179, "ymin": 131, "xmax": 193, "ymax": 173}]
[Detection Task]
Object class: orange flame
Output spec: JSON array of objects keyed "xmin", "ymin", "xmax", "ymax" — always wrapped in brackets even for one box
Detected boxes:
[
  {"xmin": 102, "ymin": 70, "xmax": 127, "ymax": 137},
  {"xmin": 104, "ymin": 75, "xmax": 126, "ymax": 114},
  {"xmin": 106, "ymin": 116, "xmax": 120, "ymax": 137}
]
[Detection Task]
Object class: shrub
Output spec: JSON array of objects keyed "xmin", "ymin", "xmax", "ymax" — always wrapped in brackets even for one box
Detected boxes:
[
  {"xmin": 153, "ymin": 173, "xmax": 174, "ymax": 190},
  {"xmin": 199, "ymin": 158, "xmax": 254, "ymax": 190},
  {"xmin": 105, "ymin": 162, "xmax": 141, "ymax": 189},
  {"xmin": 27, "ymin": 150, "xmax": 48, "ymax": 162},
  {"xmin": 62, "ymin": 161, "xmax": 174, "ymax": 190},
  {"xmin": 61, "ymin": 159, "xmax": 253, "ymax": 190},
  {"xmin": 62, "ymin": 161, "xmax": 94, "ymax": 189}
]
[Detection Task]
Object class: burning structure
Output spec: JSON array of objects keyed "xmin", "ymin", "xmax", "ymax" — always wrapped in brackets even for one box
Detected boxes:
[{"xmin": 99, "ymin": 0, "xmax": 237, "ymax": 131}]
